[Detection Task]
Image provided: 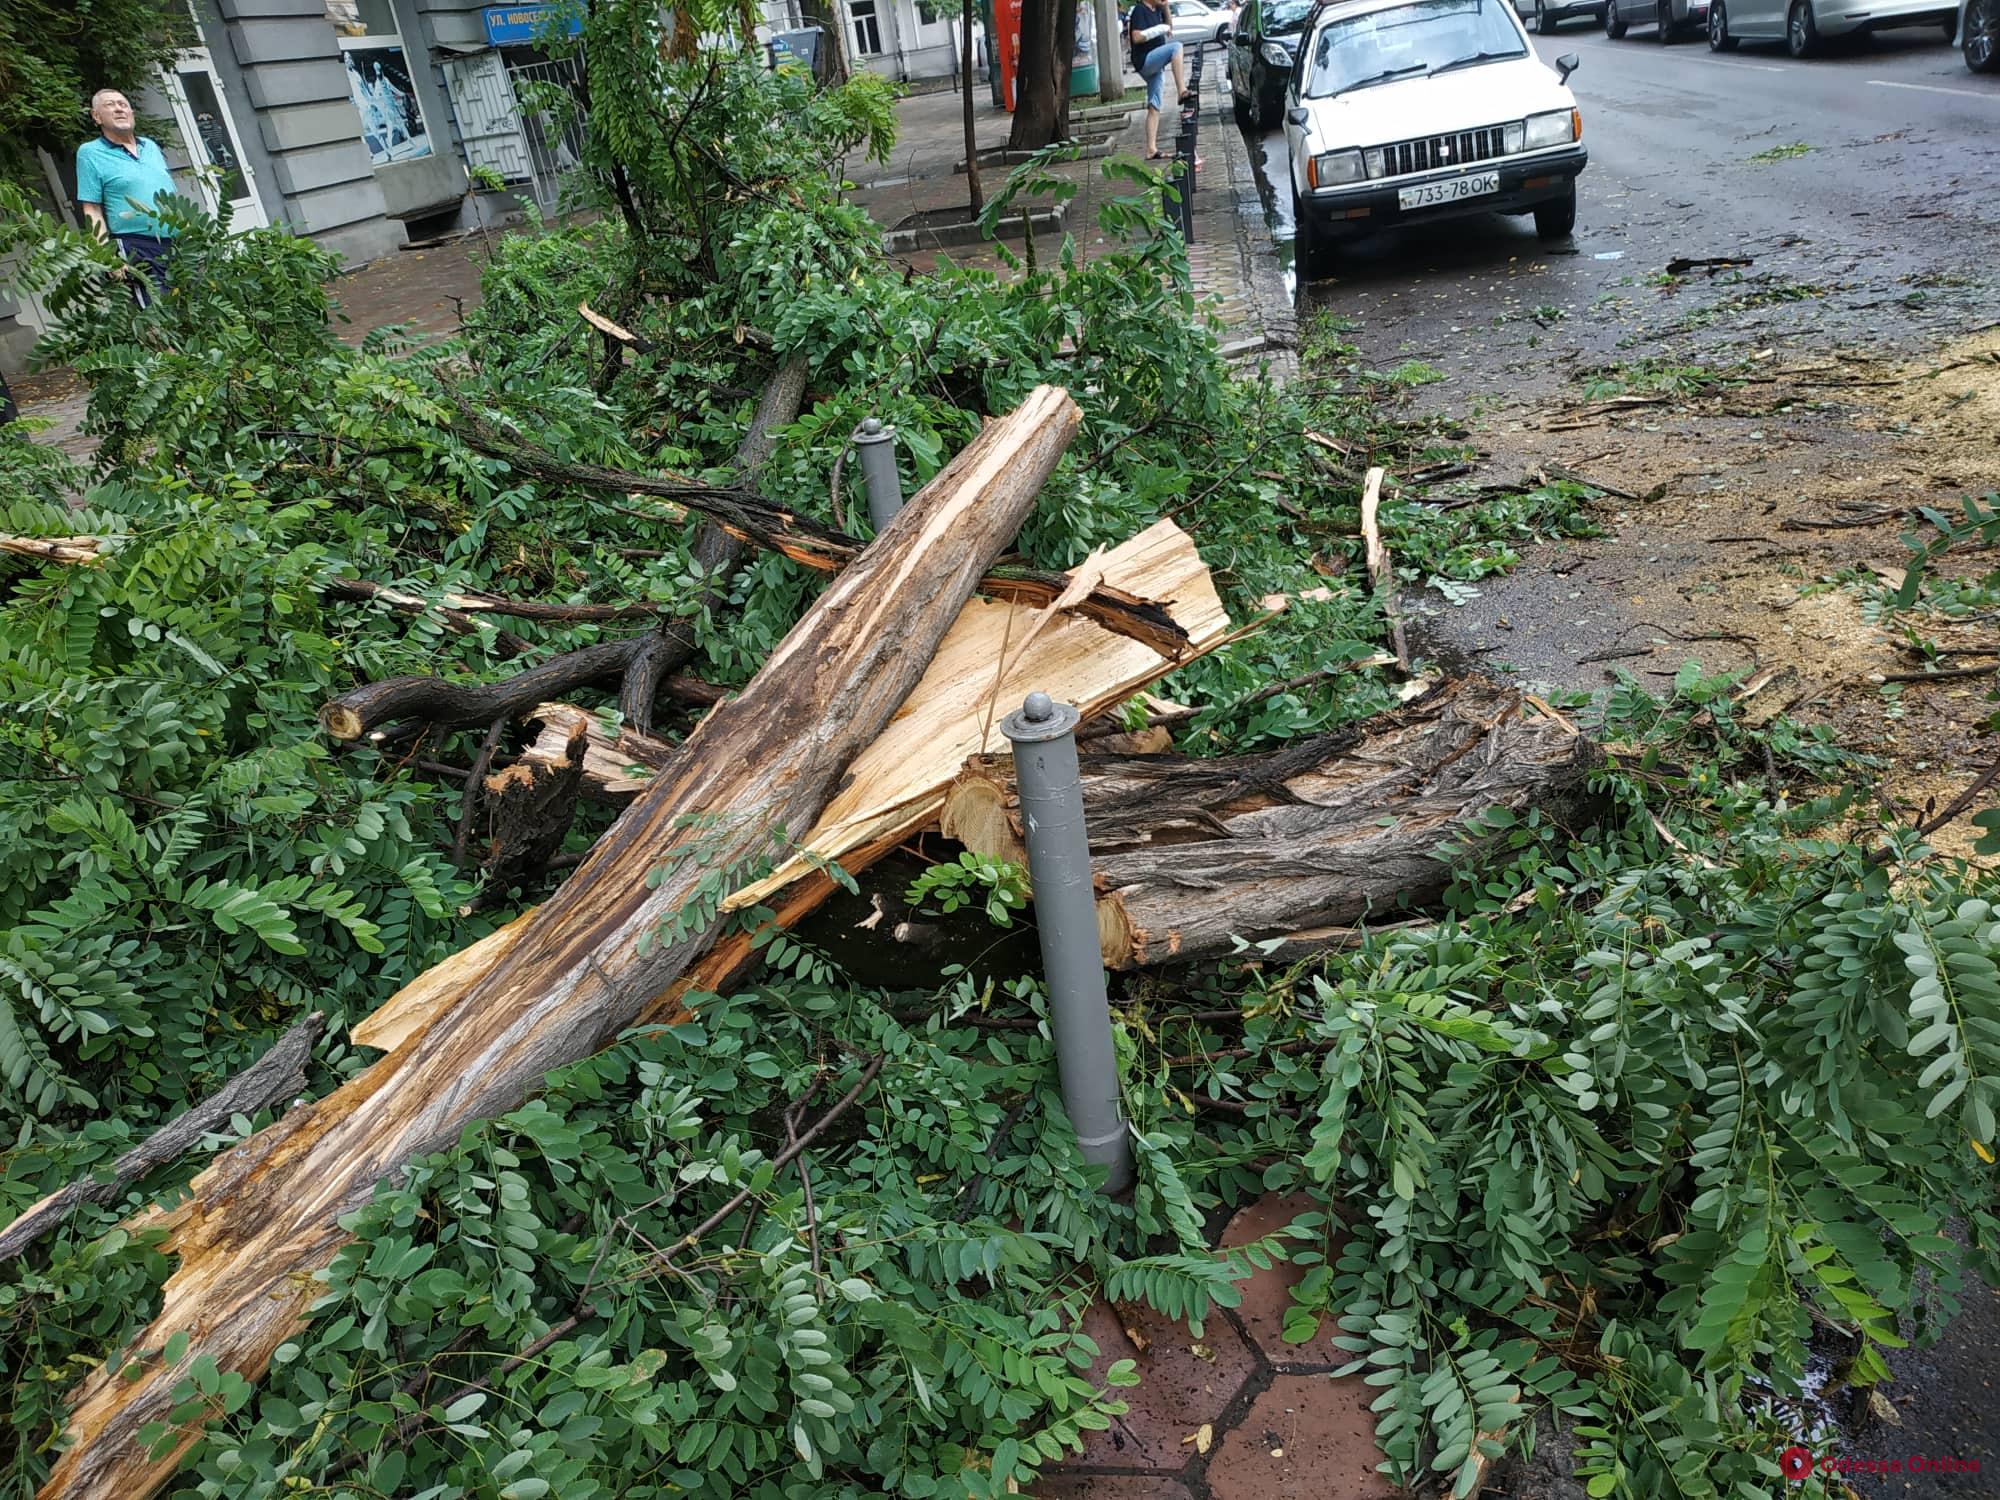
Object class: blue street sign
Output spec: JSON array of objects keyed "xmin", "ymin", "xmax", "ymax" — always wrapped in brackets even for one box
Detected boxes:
[{"xmin": 481, "ymin": 5, "xmax": 582, "ymax": 46}]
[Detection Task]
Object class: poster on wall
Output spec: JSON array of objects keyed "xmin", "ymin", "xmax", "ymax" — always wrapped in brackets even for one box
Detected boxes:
[{"xmin": 343, "ymin": 45, "xmax": 433, "ymax": 165}]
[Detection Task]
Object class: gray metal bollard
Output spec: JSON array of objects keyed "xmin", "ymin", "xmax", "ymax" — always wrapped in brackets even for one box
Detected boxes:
[
  {"xmin": 1001, "ymin": 691, "xmax": 1133, "ymax": 1193},
  {"xmin": 853, "ymin": 417, "xmax": 905, "ymax": 531}
]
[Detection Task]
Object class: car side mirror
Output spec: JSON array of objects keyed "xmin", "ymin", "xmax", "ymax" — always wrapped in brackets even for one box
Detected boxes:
[
  {"xmin": 1286, "ymin": 106, "xmax": 1309, "ymax": 127},
  {"xmin": 1555, "ymin": 53, "xmax": 1580, "ymax": 82}
]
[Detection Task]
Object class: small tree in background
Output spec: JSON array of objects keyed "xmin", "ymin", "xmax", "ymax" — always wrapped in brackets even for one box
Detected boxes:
[{"xmin": 963, "ymin": 0, "xmax": 984, "ymax": 215}]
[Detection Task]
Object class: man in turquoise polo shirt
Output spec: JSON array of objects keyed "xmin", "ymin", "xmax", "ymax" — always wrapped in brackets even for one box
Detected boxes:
[{"xmin": 75, "ymin": 89, "xmax": 178, "ymax": 303}]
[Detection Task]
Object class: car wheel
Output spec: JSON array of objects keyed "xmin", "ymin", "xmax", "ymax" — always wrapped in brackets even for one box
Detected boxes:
[
  {"xmin": 1967, "ymin": 0, "xmax": 1998, "ymax": 68},
  {"xmin": 1294, "ymin": 198, "xmax": 1333, "ymax": 281},
  {"xmin": 1607, "ymin": 1, "xmax": 1629, "ymax": 35},
  {"xmin": 1656, "ymin": 0, "xmax": 1675, "ymax": 39},
  {"xmin": 1709, "ymin": 0, "xmax": 1739, "ymax": 46},
  {"xmin": 1233, "ymin": 79, "xmax": 1252, "ymax": 125},
  {"xmin": 1535, "ymin": 187, "xmax": 1578, "ymax": 240},
  {"xmin": 1535, "ymin": 0, "xmax": 1558, "ymax": 31},
  {"xmin": 1787, "ymin": 0, "xmax": 1819, "ymax": 54}
]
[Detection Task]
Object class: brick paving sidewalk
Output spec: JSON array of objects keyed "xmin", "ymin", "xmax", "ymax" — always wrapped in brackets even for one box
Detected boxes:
[
  {"xmin": 9, "ymin": 238, "xmax": 492, "ymax": 463},
  {"xmin": 1034, "ymin": 1193, "xmax": 1404, "ymax": 1500}
]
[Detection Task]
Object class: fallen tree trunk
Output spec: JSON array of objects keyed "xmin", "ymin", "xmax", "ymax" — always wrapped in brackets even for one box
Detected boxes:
[
  {"xmin": 349, "ymin": 519, "xmax": 1234, "ymax": 1055},
  {"xmin": 0, "ymin": 1014, "xmax": 325, "ymax": 1261},
  {"xmin": 42, "ymin": 384, "xmax": 1083, "ymax": 1500},
  {"xmin": 940, "ymin": 677, "xmax": 1593, "ymax": 967}
]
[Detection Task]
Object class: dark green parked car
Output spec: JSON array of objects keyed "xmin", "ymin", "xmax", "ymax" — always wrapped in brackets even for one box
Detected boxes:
[{"xmin": 1227, "ymin": 0, "xmax": 1314, "ymax": 129}]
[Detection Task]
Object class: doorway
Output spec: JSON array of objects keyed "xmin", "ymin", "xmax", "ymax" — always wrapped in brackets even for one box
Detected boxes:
[{"xmin": 161, "ymin": 50, "xmax": 269, "ymax": 230}]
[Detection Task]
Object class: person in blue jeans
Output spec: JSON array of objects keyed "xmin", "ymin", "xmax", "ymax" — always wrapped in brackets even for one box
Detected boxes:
[
  {"xmin": 75, "ymin": 89, "xmax": 178, "ymax": 306},
  {"xmin": 1127, "ymin": 1, "xmax": 1193, "ymax": 162}
]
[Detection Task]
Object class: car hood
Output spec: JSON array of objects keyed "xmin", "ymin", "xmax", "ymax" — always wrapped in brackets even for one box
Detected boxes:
[{"xmin": 1300, "ymin": 56, "xmax": 1575, "ymax": 147}]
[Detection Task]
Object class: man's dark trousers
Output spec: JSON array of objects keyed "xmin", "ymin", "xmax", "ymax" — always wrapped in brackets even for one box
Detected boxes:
[{"xmin": 114, "ymin": 233, "xmax": 173, "ymax": 305}]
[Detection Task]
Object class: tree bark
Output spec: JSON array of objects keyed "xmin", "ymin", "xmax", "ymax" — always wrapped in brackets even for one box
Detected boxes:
[
  {"xmin": 1007, "ymin": 0, "xmax": 1063, "ymax": 149},
  {"xmin": 1051, "ymin": 0, "xmax": 1077, "ymax": 141},
  {"xmin": 940, "ymin": 678, "xmax": 1595, "ymax": 967},
  {"xmin": 474, "ymin": 715, "xmax": 589, "ymax": 887},
  {"xmin": 41, "ymin": 387, "xmax": 1084, "ymax": 1500},
  {"xmin": 321, "ymin": 637, "xmax": 645, "ymax": 742}
]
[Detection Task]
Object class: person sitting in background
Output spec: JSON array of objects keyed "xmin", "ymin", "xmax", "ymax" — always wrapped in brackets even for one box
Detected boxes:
[
  {"xmin": 74, "ymin": 89, "xmax": 177, "ymax": 305},
  {"xmin": 1127, "ymin": 1, "xmax": 1193, "ymax": 162}
]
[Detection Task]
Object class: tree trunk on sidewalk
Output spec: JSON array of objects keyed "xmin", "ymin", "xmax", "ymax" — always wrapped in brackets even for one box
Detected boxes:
[
  {"xmin": 1006, "ymin": 0, "xmax": 1073, "ymax": 149},
  {"xmin": 940, "ymin": 678, "xmax": 1597, "ymax": 968},
  {"xmin": 1097, "ymin": 0, "xmax": 1126, "ymax": 104},
  {"xmin": 803, "ymin": 0, "xmax": 849, "ymax": 82},
  {"xmin": 39, "ymin": 387, "xmax": 1084, "ymax": 1500}
]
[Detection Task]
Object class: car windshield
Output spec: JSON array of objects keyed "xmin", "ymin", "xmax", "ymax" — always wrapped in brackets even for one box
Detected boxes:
[
  {"xmin": 1266, "ymin": 0, "xmax": 1317, "ymax": 36},
  {"xmin": 1302, "ymin": 0, "xmax": 1527, "ymax": 99}
]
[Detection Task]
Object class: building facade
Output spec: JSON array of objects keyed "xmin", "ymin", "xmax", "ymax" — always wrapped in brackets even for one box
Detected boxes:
[{"xmin": 2, "ymin": 0, "xmax": 588, "ymax": 372}]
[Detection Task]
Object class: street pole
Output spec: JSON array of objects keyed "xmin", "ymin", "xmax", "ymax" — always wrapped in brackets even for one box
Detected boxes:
[{"xmin": 1001, "ymin": 691, "xmax": 1132, "ymax": 1193}]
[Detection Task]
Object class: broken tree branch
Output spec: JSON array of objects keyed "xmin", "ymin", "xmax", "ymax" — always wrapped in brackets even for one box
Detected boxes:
[
  {"xmin": 318, "ymin": 355, "xmax": 809, "ymax": 749},
  {"xmin": 942, "ymin": 678, "xmax": 1591, "ymax": 968},
  {"xmin": 0, "ymin": 1014, "xmax": 325, "ymax": 1261},
  {"xmin": 452, "ymin": 403, "xmax": 1193, "ymax": 660},
  {"xmin": 1360, "ymin": 467, "xmax": 1410, "ymax": 674},
  {"xmin": 0, "ymin": 534, "xmax": 104, "ymax": 566}
]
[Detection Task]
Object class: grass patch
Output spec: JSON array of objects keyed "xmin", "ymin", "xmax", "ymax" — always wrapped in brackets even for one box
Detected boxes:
[{"xmin": 1749, "ymin": 141, "xmax": 1813, "ymax": 162}]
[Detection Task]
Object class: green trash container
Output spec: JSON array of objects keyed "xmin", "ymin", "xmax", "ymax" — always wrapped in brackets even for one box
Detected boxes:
[{"xmin": 1070, "ymin": 61, "xmax": 1099, "ymax": 95}]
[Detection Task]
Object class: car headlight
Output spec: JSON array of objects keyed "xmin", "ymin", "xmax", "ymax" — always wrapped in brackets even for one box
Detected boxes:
[
  {"xmin": 1362, "ymin": 147, "xmax": 1386, "ymax": 178},
  {"xmin": 1260, "ymin": 42, "xmax": 1292, "ymax": 65},
  {"xmin": 1502, "ymin": 120, "xmax": 1526, "ymax": 153},
  {"xmin": 1308, "ymin": 150, "xmax": 1365, "ymax": 188},
  {"xmin": 1523, "ymin": 109, "xmax": 1579, "ymax": 149}
]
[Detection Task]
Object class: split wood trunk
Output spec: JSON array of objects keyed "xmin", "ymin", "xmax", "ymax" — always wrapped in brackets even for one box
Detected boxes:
[
  {"xmin": 939, "ymin": 677, "xmax": 1594, "ymax": 968},
  {"xmin": 349, "ymin": 520, "xmax": 1233, "ymax": 1056},
  {"xmin": 42, "ymin": 384, "xmax": 1082, "ymax": 1500}
]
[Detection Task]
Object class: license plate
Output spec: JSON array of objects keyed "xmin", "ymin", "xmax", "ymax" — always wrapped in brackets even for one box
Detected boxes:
[{"xmin": 1397, "ymin": 171, "xmax": 1500, "ymax": 210}]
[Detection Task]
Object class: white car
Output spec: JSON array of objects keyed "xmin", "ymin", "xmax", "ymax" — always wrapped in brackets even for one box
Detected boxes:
[
  {"xmin": 1169, "ymin": 0, "xmax": 1236, "ymax": 45},
  {"xmin": 1284, "ymin": 0, "xmax": 1588, "ymax": 274}
]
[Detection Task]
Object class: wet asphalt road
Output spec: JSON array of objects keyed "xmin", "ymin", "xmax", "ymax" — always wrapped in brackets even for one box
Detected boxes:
[
  {"xmin": 1233, "ymin": 23, "xmax": 2000, "ymax": 1494},
  {"xmin": 1239, "ymin": 23, "xmax": 2000, "ymax": 382}
]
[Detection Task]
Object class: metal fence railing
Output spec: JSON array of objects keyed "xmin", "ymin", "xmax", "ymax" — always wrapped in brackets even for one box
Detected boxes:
[
  {"xmin": 503, "ymin": 57, "xmax": 589, "ymax": 214},
  {"xmin": 1170, "ymin": 40, "xmax": 1207, "ymax": 243}
]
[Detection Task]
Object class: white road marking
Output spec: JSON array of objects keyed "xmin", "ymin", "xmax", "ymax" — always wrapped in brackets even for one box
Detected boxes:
[{"xmin": 1867, "ymin": 78, "xmax": 1999, "ymax": 100}]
